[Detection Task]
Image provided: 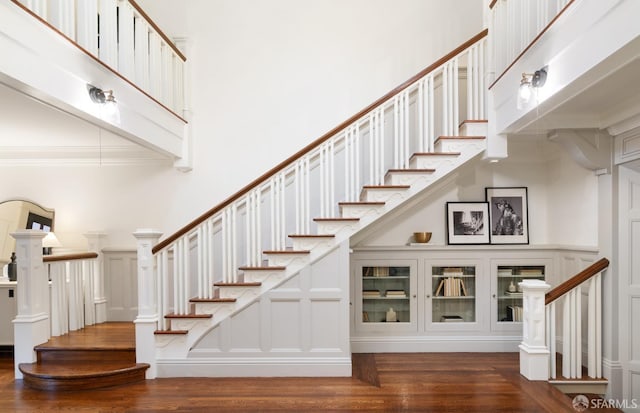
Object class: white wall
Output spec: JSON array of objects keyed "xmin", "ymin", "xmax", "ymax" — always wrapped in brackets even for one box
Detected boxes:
[
  {"xmin": 0, "ymin": 0, "xmax": 484, "ymax": 249},
  {"xmin": 355, "ymin": 138, "xmax": 599, "ymax": 247}
]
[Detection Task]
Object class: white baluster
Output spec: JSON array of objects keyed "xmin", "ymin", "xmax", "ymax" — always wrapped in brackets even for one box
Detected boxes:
[
  {"xmin": 161, "ymin": 44, "xmax": 174, "ymax": 107},
  {"xmin": 77, "ymin": 0, "xmax": 98, "ymax": 55},
  {"xmin": 575, "ymin": 286, "xmax": 582, "ymax": 378},
  {"xmin": 279, "ymin": 173, "xmax": 286, "ymax": 247},
  {"xmin": 393, "ymin": 96, "xmax": 399, "ymax": 169},
  {"xmin": 479, "ymin": 40, "xmax": 485, "ymax": 119},
  {"xmin": 49, "ymin": 0, "xmax": 75, "ymax": 39},
  {"xmin": 172, "ymin": 242, "xmax": 180, "ymax": 313},
  {"xmin": 134, "ymin": 17, "xmax": 150, "ymax": 91},
  {"xmin": 161, "ymin": 250, "xmax": 169, "ymax": 328},
  {"xmin": 595, "ymin": 272, "xmax": 602, "ymax": 378},
  {"xmin": 418, "ymin": 80, "xmax": 424, "ymax": 153},
  {"xmin": 183, "ymin": 235, "xmax": 190, "ymax": 311},
  {"xmin": 427, "ymin": 75, "xmax": 434, "ymax": 152},
  {"xmin": 49, "ymin": 262, "xmax": 67, "ymax": 337},
  {"xmin": 206, "ymin": 220, "xmax": 214, "ymax": 298},
  {"xmin": 84, "ymin": 259, "xmax": 96, "ymax": 326},
  {"xmin": 98, "ymin": 0, "xmax": 118, "ymax": 68},
  {"xmin": 588, "ymin": 276, "xmax": 596, "ymax": 377},
  {"xmin": 173, "ymin": 52, "xmax": 185, "ymax": 114},
  {"xmin": 403, "ymin": 91, "xmax": 409, "ymax": 167},
  {"xmin": 117, "ymin": 1, "xmax": 135, "ymax": 79},
  {"xmin": 562, "ymin": 293, "xmax": 571, "ymax": 378},
  {"xmin": 547, "ymin": 301, "xmax": 556, "ymax": 379},
  {"xmin": 355, "ymin": 124, "xmax": 361, "ymax": 198},
  {"xmin": 330, "ymin": 140, "xmax": 335, "ymax": 217},
  {"xmin": 198, "ymin": 226, "xmax": 204, "ymax": 297},
  {"xmin": 149, "ymin": 32, "xmax": 163, "ymax": 100},
  {"xmin": 378, "ymin": 108, "xmax": 385, "ymax": 184},
  {"xmin": 442, "ymin": 64, "xmax": 449, "ymax": 136},
  {"xmin": 452, "ymin": 58, "xmax": 459, "ymax": 136}
]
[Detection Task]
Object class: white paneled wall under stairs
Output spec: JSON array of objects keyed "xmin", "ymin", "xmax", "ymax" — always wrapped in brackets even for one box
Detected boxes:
[{"xmin": 134, "ymin": 31, "xmax": 489, "ymax": 378}]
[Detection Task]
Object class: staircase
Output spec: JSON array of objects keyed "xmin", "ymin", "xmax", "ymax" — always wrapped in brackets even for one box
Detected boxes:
[
  {"xmin": 19, "ymin": 323, "xmax": 148, "ymax": 391},
  {"xmin": 131, "ymin": 31, "xmax": 490, "ymax": 377}
]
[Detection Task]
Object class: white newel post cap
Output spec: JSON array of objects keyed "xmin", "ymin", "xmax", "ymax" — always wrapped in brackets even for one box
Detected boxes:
[{"xmin": 519, "ymin": 278, "xmax": 551, "ymax": 381}]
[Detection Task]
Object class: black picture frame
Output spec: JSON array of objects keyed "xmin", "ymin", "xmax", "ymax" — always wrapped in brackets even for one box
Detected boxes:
[
  {"xmin": 485, "ymin": 187, "xmax": 529, "ymax": 244},
  {"xmin": 446, "ymin": 202, "xmax": 490, "ymax": 245}
]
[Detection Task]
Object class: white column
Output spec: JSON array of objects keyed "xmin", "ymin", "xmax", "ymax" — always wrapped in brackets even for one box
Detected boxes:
[
  {"xmin": 85, "ymin": 232, "xmax": 107, "ymax": 323},
  {"xmin": 133, "ymin": 229, "xmax": 163, "ymax": 379},
  {"xmin": 519, "ymin": 279, "xmax": 551, "ymax": 381},
  {"xmin": 10, "ymin": 230, "xmax": 48, "ymax": 379}
]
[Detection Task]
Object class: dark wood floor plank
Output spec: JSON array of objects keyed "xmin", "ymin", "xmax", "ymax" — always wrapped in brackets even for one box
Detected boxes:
[{"xmin": 0, "ymin": 323, "xmax": 621, "ymax": 412}]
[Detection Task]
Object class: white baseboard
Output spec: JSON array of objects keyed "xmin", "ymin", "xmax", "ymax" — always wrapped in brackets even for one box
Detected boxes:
[
  {"xmin": 156, "ymin": 356, "xmax": 352, "ymax": 377},
  {"xmin": 602, "ymin": 358, "xmax": 623, "ymax": 400},
  {"xmin": 351, "ymin": 335, "xmax": 521, "ymax": 353}
]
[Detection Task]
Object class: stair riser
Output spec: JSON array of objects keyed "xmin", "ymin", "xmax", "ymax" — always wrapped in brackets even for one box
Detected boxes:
[
  {"xmin": 384, "ymin": 173, "xmax": 434, "ymax": 186},
  {"xmin": 459, "ymin": 122, "xmax": 488, "ymax": 137},
  {"xmin": 290, "ymin": 237, "xmax": 334, "ymax": 251},
  {"xmin": 315, "ymin": 221, "xmax": 360, "ymax": 236},
  {"xmin": 243, "ymin": 270, "xmax": 287, "ymax": 284},
  {"xmin": 339, "ymin": 205, "xmax": 385, "ymax": 219},
  {"xmin": 216, "ymin": 286, "xmax": 262, "ymax": 300},
  {"xmin": 263, "ymin": 254, "xmax": 309, "ymax": 268},
  {"xmin": 409, "ymin": 155, "xmax": 459, "ymax": 170},
  {"xmin": 191, "ymin": 302, "xmax": 235, "ymax": 318},
  {"xmin": 37, "ymin": 349, "xmax": 136, "ymax": 364},
  {"xmin": 435, "ymin": 139, "xmax": 485, "ymax": 153},
  {"xmin": 360, "ymin": 189, "xmax": 409, "ymax": 203},
  {"xmin": 21, "ymin": 367, "xmax": 147, "ymax": 391}
]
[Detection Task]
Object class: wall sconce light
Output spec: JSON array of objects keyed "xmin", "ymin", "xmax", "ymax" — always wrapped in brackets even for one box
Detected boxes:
[
  {"xmin": 517, "ymin": 66, "xmax": 548, "ymax": 109},
  {"xmin": 88, "ymin": 85, "xmax": 120, "ymax": 123},
  {"xmin": 89, "ymin": 86, "xmax": 116, "ymax": 104}
]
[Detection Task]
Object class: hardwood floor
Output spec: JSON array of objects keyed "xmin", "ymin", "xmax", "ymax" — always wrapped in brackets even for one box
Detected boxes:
[{"xmin": 0, "ymin": 323, "xmax": 620, "ymax": 412}]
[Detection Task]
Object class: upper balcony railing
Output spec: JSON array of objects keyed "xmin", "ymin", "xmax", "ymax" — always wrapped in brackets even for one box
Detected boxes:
[
  {"xmin": 12, "ymin": 0, "xmax": 185, "ymax": 118},
  {"xmin": 489, "ymin": 0, "xmax": 574, "ymax": 87}
]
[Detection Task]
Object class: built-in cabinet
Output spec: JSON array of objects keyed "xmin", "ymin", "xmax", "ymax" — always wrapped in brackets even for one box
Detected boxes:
[
  {"xmin": 0, "ymin": 282, "xmax": 17, "ymax": 345},
  {"xmin": 351, "ymin": 247, "xmax": 559, "ymax": 353}
]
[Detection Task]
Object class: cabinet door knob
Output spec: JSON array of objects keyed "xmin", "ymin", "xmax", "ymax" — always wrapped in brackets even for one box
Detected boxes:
[
  {"xmin": 492, "ymin": 294, "xmax": 496, "ymax": 299},
  {"xmin": 412, "ymin": 294, "xmax": 416, "ymax": 299},
  {"xmin": 426, "ymin": 294, "xmax": 431, "ymax": 298}
]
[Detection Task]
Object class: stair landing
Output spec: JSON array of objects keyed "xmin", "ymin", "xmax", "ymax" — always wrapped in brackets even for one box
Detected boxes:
[{"xmin": 19, "ymin": 322, "xmax": 148, "ymax": 391}]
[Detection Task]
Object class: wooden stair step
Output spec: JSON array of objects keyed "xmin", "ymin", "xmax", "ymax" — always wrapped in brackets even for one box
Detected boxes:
[
  {"xmin": 385, "ymin": 168, "xmax": 436, "ymax": 173},
  {"xmin": 238, "ymin": 266, "xmax": 286, "ymax": 271},
  {"xmin": 410, "ymin": 152, "xmax": 461, "ymax": 157},
  {"xmin": 338, "ymin": 201, "xmax": 386, "ymax": 206},
  {"xmin": 164, "ymin": 313, "xmax": 213, "ymax": 319},
  {"xmin": 154, "ymin": 330, "xmax": 189, "ymax": 335},
  {"xmin": 189, "ymin": 297, "xmax": 237, "ymax": 303},
  {"xmin": 262, "ymin": 250, "xmax": 310, "ymax": 254},
  {"xmin": 288, "ymin": 234, "xmax": 335, "ymax": 238},
  {"xmin": 19, "ymin": 361, "xmax": 149, "ymax": 391},
  {"xmin": 214, "ymin": 282, "xmax": 262, "ymax": 287},
  {"xmin": 313, "ymin": 217, "xmax": 360, "ymax": 222},
  {"xmin": 35, "ymin": 347, "xmax": 136, "ymax": 364},
  {"xmin": 362, "ymin": 185, "xmax": 410, "ymax": 189}
]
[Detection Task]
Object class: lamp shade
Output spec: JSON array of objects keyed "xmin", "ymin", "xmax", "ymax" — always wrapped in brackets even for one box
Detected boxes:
[{"xmin": 42, "ymin": 232, "xmax": 62, "ymax": 248}]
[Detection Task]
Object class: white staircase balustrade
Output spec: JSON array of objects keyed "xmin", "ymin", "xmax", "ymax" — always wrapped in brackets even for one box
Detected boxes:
[
  {"xmin": 12, "ymin": 0, "xmax": 185, "ymax": 116},
  {"xmin": 138, "ymin": 32, "xmax": 489, "ymax": 377},
  {"xmin": 47, "ymin": 253, "xmax": 100, "ymax": 337},
  {"xmin": 489, "ymin": 0, "xmax": 573, "ymax": 81},
  {"xmin": 519, "ymin": 258, "xmax": 608, "ymax": 383}
]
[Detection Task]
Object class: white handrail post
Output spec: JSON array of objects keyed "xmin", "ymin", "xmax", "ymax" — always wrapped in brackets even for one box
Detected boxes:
[
  {"xmin": 10, "ymin": 230, "xmax": 48, "ymax": 379},
  {"xmin": 133, "ymin": 228, "xmax": 163, "ymax": 379},
  {"xmin": 85, "ymin": 232, "xmax": 107, "ymax": 323},
  {"xmin": 519, "ymin": 279, "xmax": 551, "ymax": 380}
]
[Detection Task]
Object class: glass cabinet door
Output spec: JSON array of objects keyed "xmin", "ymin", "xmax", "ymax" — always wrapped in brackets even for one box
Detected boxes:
[
  {"xmin": 495, "ymin": 264, "xmax": 545, "ymax": 324},
  {"xmin": 429, "ymin": 265, "xmax": 477, "ymax": 325},
  {"xmin": 354, "ymin": 260, "xmax": 417, "ymax": 332}
]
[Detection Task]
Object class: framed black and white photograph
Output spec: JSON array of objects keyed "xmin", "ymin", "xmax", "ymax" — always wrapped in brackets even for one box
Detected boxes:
[
  {"xmin": 485, "ymin": 187, "xmax": 529, "ymax": 244},
  {"xmin": 446, "ymin": 202, "xmax": 490, "ymax": 245}
]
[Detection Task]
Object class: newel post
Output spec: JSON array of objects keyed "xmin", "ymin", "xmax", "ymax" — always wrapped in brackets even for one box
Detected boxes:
[
  {"xmin": 10, "ymin": 230, "xmax": 48, "ymax": 379},
  {"xmin": 133, "ymin": 229, "xmax": 163, "ymax": 379},
  {"xmin": 519, "ymin": 279, "xmax": 551, "ymax": 381},
  {"xmin": 84, "ymin": 231, "xmax": 107, "ymax": 324}
]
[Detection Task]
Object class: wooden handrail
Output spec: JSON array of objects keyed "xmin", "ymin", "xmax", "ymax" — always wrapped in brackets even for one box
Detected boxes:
[
  {"xmin": 152, "ymin": 29, "xmax": 489, "ymax": 254},
  {"xmin": 489, "ymin": 0, "xmax": 498, "ymax": 10},
  {"xmin": 545, "ymin": 258, "xmax": 609, "ymax": 305},
  {"xmin": 43, "ymin": 252, "xmax": 99, "ymax": 263}
]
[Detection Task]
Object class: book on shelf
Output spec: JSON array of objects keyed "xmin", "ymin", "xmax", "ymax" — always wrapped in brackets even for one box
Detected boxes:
[
  {"xmin": 440, "ymin": 315, "xmax": 464, "ymax": 322},
  {"xmin": 507, "ymin": 305, "xmax": 523, "ymax": 322},
  {"xmin": 362, "ymin": 311, "xmax": 369, "ymax": 322},
  {"xmin": 519, "ymin": 268, "xmax": 543, "ymax": 276},
  {"xmin": 504, "ymin": 291, "xmax": 523, "ymax": 297},
  {"xmin": 497, "ymin": 268, "xmax": 513, "ymax": 276},
  {"xmin": 434, "ymin": 277, "xmax": 467, "ymax": 297},
  {"xmin": 385, "ymin": 290, "xmax": 407, "ymax": 298},
  {"xmin": 363, "ymin": 290, "xmax": 381, "ymax": 297}
]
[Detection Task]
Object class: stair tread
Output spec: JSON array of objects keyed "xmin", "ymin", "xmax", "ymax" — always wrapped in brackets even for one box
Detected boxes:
[
  {"xmin": 214, "ymin": 281, "xmax": 262, "ymax": 287},
  {"xmin": 20, "ymin": 361, "xmax": 148, "ymax": 378},
  {"xmin": 35, "ymin": 345, "xmax": 135, "ymax": 352},
  {"xmin": 435, "ymin": 135, "xmax": 485, "ymax": 140},
  {"xmin": 410, "ymin": 152, "xmax": 461, "ymax": 156},
  {"xmin": 338, "ymin": 201, "xmax": 385, "ymax": 206},
  {"xmin": 238, "ymin": 266, "xmax": 286, "ymax": 270},
  {"xmin": 289, "ymin": 234, "xmax": 335, "ymax": 238},
  {"xmin": 164, "ymin": 313, "xmax": 213, "ymax": 319},
  {"xmin": 549, "ymin": 377, "xmax": 609, "ymax": 383},
  {"xmin": 386, "ymin": 168, "xmax": 436, "ymax": 173},
  {"xmin": 154, "ymin": 330, "xmax": 189, "ymax": 335},
  {"xmin": 263, "ymin": 250, "xmax": 310, "ymax": 254},
  {"xmin": 362, "ymin": 185, "xmax": 410, "ymax": 189},
  {"xmin": 313, "ymin": 217, "xmax": 360, "ymax": 222},
  {"xmin": 189, "ymin": 297, "xmax": 237, "ymax": 303}
]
